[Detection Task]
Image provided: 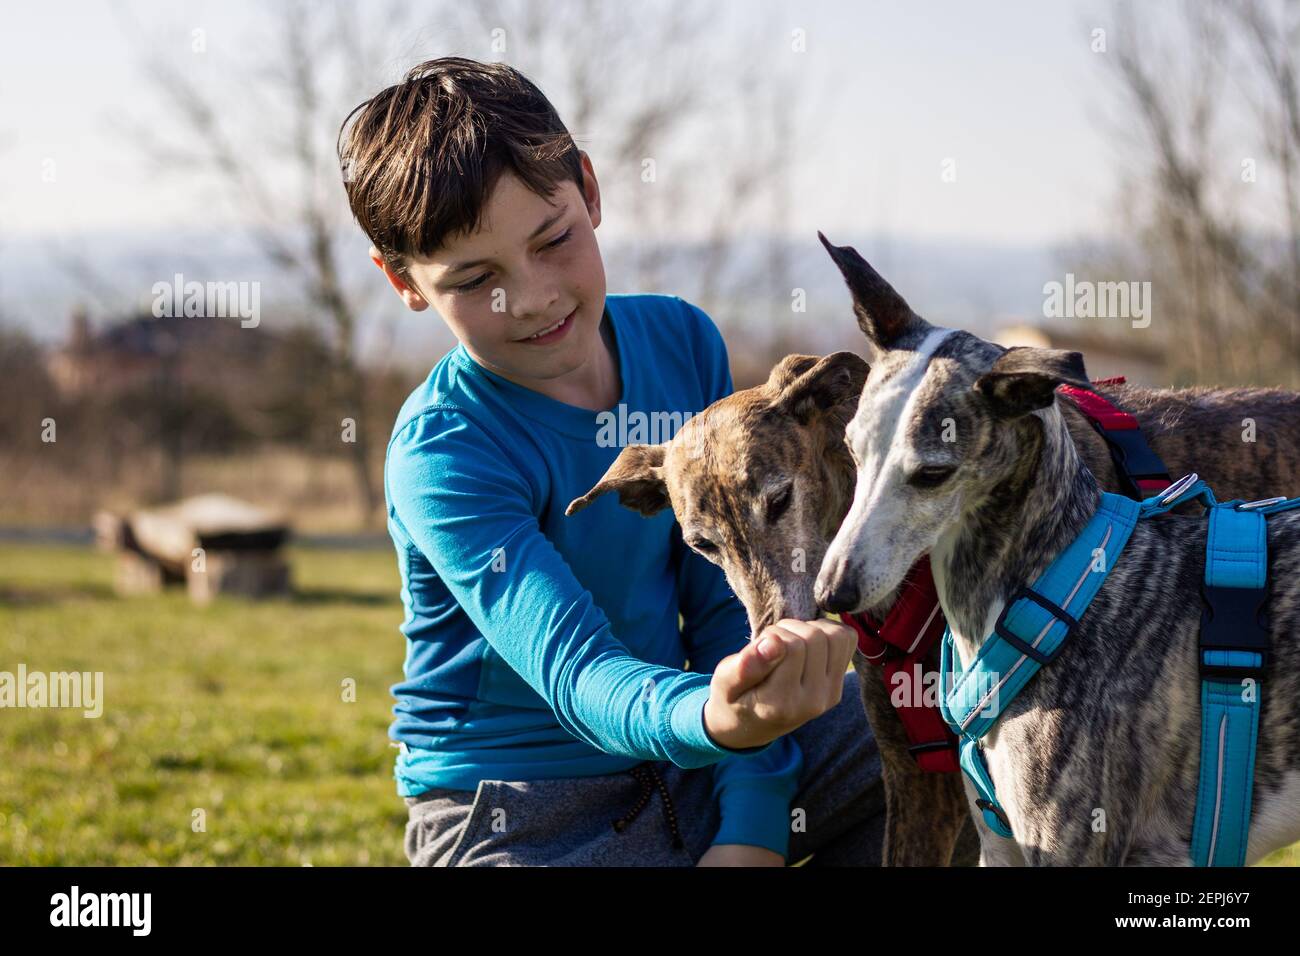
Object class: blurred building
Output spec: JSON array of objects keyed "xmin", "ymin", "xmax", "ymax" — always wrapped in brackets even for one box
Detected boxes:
[
  {"xmin": 47, "ymin": 307, "xmax": 286, "ymax": 399},
  {"xmin": 42, "ymin": 305, "xmax": 349, "ymax": 462},
  {"xmin": 991, "ymin": 321, "xmax": 1166, "ymax": 386}
]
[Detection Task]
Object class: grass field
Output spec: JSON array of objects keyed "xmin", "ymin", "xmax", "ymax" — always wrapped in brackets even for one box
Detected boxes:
[
  {"xmin": 0, "ymin": 543, "xmax": 408, "ymax": 865},
  {"xmin": 1, "ymin": 542, "xmax": 1296, "ymax": 866}
]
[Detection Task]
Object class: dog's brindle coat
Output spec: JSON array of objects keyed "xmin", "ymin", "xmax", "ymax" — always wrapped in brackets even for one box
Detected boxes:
[
  {"xmin": 568, "ymin": 350, "xmax": 980, "ymax": 865},
  {"xmin": 568, "ymin": 344, "xmax": 1300, "ymax": 865},
  {"xmin": 816, "ymin": 245, "xmax": 1300, "ymax": 864}
]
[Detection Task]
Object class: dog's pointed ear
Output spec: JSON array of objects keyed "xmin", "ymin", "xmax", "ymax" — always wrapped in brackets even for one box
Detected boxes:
[
  {"xmin": 973, "ymin": 347, "xmax": 1091, "ymax": 419},
  {"xmin": 818, "ymin": 231, "xmax": 923, "ymax": 353},
  {"xmin": 565, "ymin": 443, "xmax": 670, "ymax": 517},
  {"xmin": 772, "ymin": 351, "xmax": 870, "ymax": 423}
]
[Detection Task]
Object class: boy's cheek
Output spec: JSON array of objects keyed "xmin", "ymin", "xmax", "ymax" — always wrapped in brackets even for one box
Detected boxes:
[
  {"xmin": 573, "ymin": 253, "xmax": 607, "ymax": 322},
  {"xmin": 436, "ymin": 305, "xmax": 501, "ymax": 354}
]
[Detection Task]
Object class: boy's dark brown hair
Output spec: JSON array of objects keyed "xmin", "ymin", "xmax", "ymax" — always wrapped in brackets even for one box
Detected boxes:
[{"xmin": 337, "ymin": 57, "xmax": 584, "ymax": 286}]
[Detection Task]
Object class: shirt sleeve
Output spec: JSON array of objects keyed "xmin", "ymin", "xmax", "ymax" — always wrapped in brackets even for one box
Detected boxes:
[
  {"xmin": 675, "ymin": 530, "xmax": 804, "ymax": 859},
  {"xmin": 386, "ymin": 404, "xmax": 757, "ymax": 770},
  {"xmin": 673, "ymin": 297, "xmax": 805, "ymax": 860}
]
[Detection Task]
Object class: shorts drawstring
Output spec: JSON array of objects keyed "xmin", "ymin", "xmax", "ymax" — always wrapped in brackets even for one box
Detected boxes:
[{"xmin": 611, "ymin": 762, "xmax": 684, "ymax": 850}]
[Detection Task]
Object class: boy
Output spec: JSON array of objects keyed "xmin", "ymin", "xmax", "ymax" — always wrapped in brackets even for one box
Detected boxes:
[{"xmin": 338, "ymin": 57, "xmax": 885, "ymax": 866}]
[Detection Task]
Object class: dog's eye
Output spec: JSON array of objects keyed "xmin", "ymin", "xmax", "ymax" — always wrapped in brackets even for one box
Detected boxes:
[
  {"xmin": 908, "ymin": 466, "xmax": 956, "ymax": 489},
  {"xmin": 690, "ymin": 537, "xmax": 718, "ymax": 555},
  {"xmin": 765, "ymin": 484, "xmax": 793, "ymax": 523}
]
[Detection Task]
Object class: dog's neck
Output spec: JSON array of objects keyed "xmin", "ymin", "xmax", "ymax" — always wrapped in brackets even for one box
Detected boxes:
[
  {"xmin": 933, "ymin": 401, "xmax": 1102, "ymax": 665},
  {"xmin": 817, "ymin": 409, "xmax": 860, "ymax": 541}
]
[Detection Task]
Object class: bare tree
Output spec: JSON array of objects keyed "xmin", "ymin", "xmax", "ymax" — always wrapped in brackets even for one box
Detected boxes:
[
  {"xmin": 1234, "ymin": 0, "xmax": 1300, "ymax": 348},
  {"xmin": 1096, "ymin": 0, "xmax": 1300, "ymax": 387},
  {"xmin": 113, "ymin": 0, "xmax": 408, "ymax": 522}
]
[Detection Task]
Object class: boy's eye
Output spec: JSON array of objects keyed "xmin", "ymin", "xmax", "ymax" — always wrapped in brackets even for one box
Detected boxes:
[
  {"xmin": 450, "ymin": 230, "xmax": 568, "ymax": 294},
  {"xmin": 454, "ymin": 273, "xmax": 490, "ymax": 293}
]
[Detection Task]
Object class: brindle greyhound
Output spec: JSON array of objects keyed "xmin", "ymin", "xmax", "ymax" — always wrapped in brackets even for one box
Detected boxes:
[
  {"xmin": 566, "ymin": 348, "xmax": 979, "ymax": 864},
  {"xmin": 568, "ymin": 238, "xmax": 1300, "ymax": 864},
  {"xmin": 816, "ymin": 248, "xmax": 1300, "ymax": 864}
]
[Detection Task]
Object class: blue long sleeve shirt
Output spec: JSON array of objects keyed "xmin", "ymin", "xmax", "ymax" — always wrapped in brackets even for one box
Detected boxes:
[{"xmin": 384, "ymin": 293, "xmax": 803, "ymax": 858}]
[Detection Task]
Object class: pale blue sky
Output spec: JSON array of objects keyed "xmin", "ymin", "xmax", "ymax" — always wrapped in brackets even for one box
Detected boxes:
[
  {"xmin": 1, "ymin": 0, "xmax": 1138, "ymax": 244},
  {"xmin": 6, "ymin": 0, "xmax": 1287, "ymax": 360}
]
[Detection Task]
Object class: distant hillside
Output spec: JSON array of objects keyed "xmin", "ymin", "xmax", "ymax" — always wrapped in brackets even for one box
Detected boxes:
[{"xmin": 0, "ymin": 227, "xmax": 1071, "ymax": 369}]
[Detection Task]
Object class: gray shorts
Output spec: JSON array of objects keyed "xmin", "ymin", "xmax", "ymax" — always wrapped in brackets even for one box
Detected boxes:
[{"xmin": 403, "ymin": 669, "xmax": 885, "ymax": 866}]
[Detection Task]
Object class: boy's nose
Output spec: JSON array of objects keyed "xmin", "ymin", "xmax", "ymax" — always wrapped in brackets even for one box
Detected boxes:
[{"xmin": 508, "ymin": 279, "xmax": 561, "ymax": 323}]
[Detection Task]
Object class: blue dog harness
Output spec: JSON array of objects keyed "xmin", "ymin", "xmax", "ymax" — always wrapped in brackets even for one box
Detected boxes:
[{"xmin": 938, "ymin": 474, "xmax": 1297, "ymax": 865}]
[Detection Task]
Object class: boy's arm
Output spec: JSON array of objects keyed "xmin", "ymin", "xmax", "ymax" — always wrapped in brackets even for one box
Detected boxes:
[
  {"xmin": 676, "ymin": 531, "xmax": 803, "ymax": 861},
  {"xmin": 674, "ymin": 296, "xmax": 804, "ymax": 861},
  {"xmin": 387, "ymin": 406, "xmax": 762, "ymax": 770}
]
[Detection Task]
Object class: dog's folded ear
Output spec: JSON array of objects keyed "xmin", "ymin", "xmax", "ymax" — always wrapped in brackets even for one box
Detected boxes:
[
  {"xmin": 565, "ymin": 443, "xmax": 670, "ymax": 518},
  {"xmin": 973, "ymin": 347, "xmax": 1091, "ymax": 419},
  {"xmin": 765, "ymin": 354, "xmax": 821, "ymax": 393},
  {"xmin": 818, "ymin": 231, "xmax": 926, "ymax": 355},
  {"xmin": 772, "ymin": 351, "xmax": 870, "ymax": 423}
]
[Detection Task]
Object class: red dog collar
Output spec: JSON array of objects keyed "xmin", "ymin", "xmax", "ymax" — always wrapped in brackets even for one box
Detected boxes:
[{"xmin": 842, "ymin": 561, "xmax": 958, "ymax": 774}]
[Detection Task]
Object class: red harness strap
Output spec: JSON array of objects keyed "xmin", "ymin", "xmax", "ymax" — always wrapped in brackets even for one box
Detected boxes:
[
  {"xmin": 841, "ymin": 378, "xmax": 1169, "ymax": 774},
  {"xmin": 842, "ymin": 561, "xmax": 958, "ymax": 773},
  {"xmin": 1057, "ymin": 377, "xmax": 1172, "ymax": 496}
]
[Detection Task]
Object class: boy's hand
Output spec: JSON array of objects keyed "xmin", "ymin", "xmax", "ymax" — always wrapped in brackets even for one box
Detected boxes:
[
  {"xmin": 696, "ymin": 844, "xmax": 785, "ymax": 867},
  {"xmin": 702, "ymin": 618, "xmax": 856, "ymax": 752}
]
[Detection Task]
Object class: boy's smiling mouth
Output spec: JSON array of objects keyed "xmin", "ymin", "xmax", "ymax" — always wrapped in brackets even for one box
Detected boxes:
[{"xmin": 515, "ymin": 305, "xmax": 578, "ymax": 345}]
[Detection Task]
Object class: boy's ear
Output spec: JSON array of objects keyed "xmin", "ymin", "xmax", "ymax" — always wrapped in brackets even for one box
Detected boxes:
[
  {"xmin": 973, "ymin": 347, "xmax": 1091, "ymax": 419},
  {"xmin": 578, "ymin": 151, "xmax": 602, "ymax": 230},
  {"xmin": 370, "ymin": 245, "xmax": 429, "ymax": 312},
  {"xmin": 566, "ymin": 443, "xmax": 669, "ymax": 517},
  {"xmin": 771, "ymin": 352, "xmax": 870, "ymax": 423}
]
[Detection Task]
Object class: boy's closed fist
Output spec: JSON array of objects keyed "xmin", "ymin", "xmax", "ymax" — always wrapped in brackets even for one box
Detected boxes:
[{"xmin": 703, "ymin": 618, "xmax": 856, "ymax": 751}]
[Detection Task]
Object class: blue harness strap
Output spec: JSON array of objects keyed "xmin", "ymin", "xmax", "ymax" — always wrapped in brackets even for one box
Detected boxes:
[
  {"xmin": 1190, "ymin": 504, "xmax": 1268, "ymax": 866},
  {"xmin": 938, "ymin": 491, "xmax": 1142, "ymax": 838},
  {"xmin": 938, "ymin": 474, "xmax": 1298, "ymax": 864}
]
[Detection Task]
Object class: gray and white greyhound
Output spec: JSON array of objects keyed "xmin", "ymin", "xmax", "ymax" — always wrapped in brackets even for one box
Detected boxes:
[{"xmin": 815, "ymin": 252, "xmax": 1300, "ymax": 865}]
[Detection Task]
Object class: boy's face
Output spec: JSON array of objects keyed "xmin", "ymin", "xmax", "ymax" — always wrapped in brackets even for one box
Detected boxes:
[{"xmin": 372, "ymin": 151, "xmax": 607, "ymax": 389}]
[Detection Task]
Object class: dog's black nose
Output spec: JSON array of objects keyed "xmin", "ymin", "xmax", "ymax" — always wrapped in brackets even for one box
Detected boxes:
[{"xmin": 816, "ymin": 579, "xmax": 860, "ymax": 614}]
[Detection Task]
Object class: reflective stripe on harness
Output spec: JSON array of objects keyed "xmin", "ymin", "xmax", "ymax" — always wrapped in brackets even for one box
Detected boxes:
[
  {"xmin": 938, "ymin": 490, "xmax": 1143, "ymax": 839},
  {"xmin": 1191, "ymin": 503, "xmax": 1268, "ymax": 866}
]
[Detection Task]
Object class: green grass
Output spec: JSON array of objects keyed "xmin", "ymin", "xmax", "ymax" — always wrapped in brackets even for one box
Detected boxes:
[
  {"xmin": 0, "ymin": 543, "xmax": 408, "ymax": 865},
  {"xmin": 1, "ymin": 542, "xmax": 1295, "ymax": 866}
]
